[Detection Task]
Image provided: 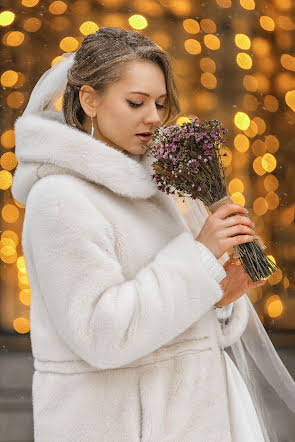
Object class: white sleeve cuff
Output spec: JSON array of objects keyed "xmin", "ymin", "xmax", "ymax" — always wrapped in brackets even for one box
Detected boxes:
[
  {"xmin": 194, "ymin": 241, "xmax": 227, "ymax": 284},
  {"xmin": 215, "ymin": 303, "xmax": 234, "ymax": 321}
]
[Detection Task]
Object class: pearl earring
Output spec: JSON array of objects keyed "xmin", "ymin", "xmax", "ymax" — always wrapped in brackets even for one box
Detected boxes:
[{"xmin": 90, "ymin": 113, "xmax": 94, "ymax": 138}]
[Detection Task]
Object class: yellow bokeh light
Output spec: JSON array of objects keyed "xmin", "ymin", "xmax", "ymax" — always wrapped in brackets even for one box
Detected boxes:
[
  {"xmin": 240, "ymin": 0, "xmax": 255, "ymax": 10},
  {"xmin": 59, "ymin": 36, "xmax": 79, "ymax": 52},
  {"xmin": 1, "ymin": 230, "xmax": 19, "ymax": 247},
  {"xmin": 231, "ymin": 192, "xmax": 245, "ymax": 206},
  {"xmin": 283, "ymin": 276, "xmax": 290, "ymax": 288},
  {"xmin": 200, "ymin": 19, "xmax": 216, "ymax": 34},
  {"xmin": 13, "ymin": 317, "xmax": 30, "ymax": 334},
  {"xmin": 168, "ymin": 0, "xmax": 192, "ymax": 16},
  {"xmin": 1, "ymin": 129, "xmax": 15, "ymax": 149},
  {"xmin": 183, "ymin": 19, "xmax": 200, "ymax": 34},
  {"xmin": 265, "ymin": 192, "xmax": 280, "ymax": 210},
  {"xmin": 7, "ymin": 91, "xmax": 25, "ymax": 109},
  {"xmin": 265, "ymin": 295, "xmax": 283, "ymax": 318},
  {"xmin": 4, "ymin": 31, "xmax": 25, "ymax": 47},
  {"xmin": 132, "ymin": 0, "xmax": 163, "ymax": 16},
  {"xmin": 194, "ymin": 91, "xmax": 218, "ymax": 111},
  {"xmin": 262, "ymin": 153, "xmax": 277, "ymax": 173},
  {"xmin": 264, "ymin": 95, "xmax": 279, "ymax": 112},
  {"xmin": 273, "ymin": 0, "xmax": 292, "ymax": 11},
  {"xmin": 184, "ymin": 39, "xmax": 201, "ymax": 55},
  {"xmin": 79, "ymin": 21, "xmax": 99, "ymax": 36},
  {"xmin": 253, "ymin": 157, "xmax": 266, "ymax": 176},
  {"xmin": 265, "ymin": 135, "xmax": 279, "ymax": 153},
  {"xmin": 204, "ymin": 34, "xmax": 220, "ymax": 50},
  {"xmin": 0, "ymin": 170, "xmax": 13, "ymax": 190},
  {"xmin": 285, "ymin": 90, "xmax": 295, "ymax": 111},
  {"xmin": 2, "ymin": 204, "xmax": 19, "ymax": 223},
  {"xmin": 280, "ymin": 207, "xmax": 294, "ymax": 226},
  {"xmin": 264, "ymin": 175, "xmax": 278, "ymax": 192},
  {"xmin": 268, "ymin": 269, "xmax": 283, "ymax": 286},
  {"xmin": 236, "ymin": 53, "xmax": 252, "ymax": 69},
  {"xmin": 19, "ymin": 289, "xmax": 31, "ymax": 306},
  {"xmin": 23, "ymin": 17, "xmax": 42, "ymax": 32},
  {"xmin": 200, "ymin": 57, "xmax": 216, "ymax": 73},
  {"xmin": 201, "ymin": 72, "xmax": 217, "ymax": 89},
  {"xmin": 22, "ymin": 0, "xmax": 39, "ymax": 6},
  {"xmin": 1, "ymin": 238, "xmax": 16, "ymax": 250},
  {"xmin": 234, "ymin": 112, "xmax": 250, "ymax": 130},
  {"xmin": 252, "ymin": 117, "xmax": 266, "ymax": 135},
  {"xmin": 260, "ymin": 16, "xmax": 275, "ymax": 31},
  {"xmin": 243, "ymin": 94, "xmax": 258, "ymax": 111},
  {"xmin": 0, "ymin": 11, "xmax": 15, "ymax": 27},
  {"xmin": 128, "ymin": 14, "xmax": 148, "ymax": 30},
  {"xmin": 1, "ymin": 152, "xmax": 18, "ymax": 171},
  {"xmin": 228, "ymin": 178, "xmax": 244, "ymax": 194},
  {"xmin": 278, "ymin": 16, "xmax": 295, "ymax": 31},
  {"xmin": 234, "ymin": 134, "xmax": 249, "ymax": 152},
  {"xmin": 255, "ymin": 73, "xmax": 270, "ymax": 93},
  {"xmin": 243, "ymin": 75, "xmax": 258, "ymax": 92},
  {"xmin": 17, "ymin": 256, "xmax": 27, "ymax": 273},
  {"xmin": 252, "ymin": 37, "xmax": 270, "ymax": 57},
  {"xmin": 281, "ymin": 54, "xmax": 295, "ymax": 72},
  {"xmin": 49, "ymin": 1, "xmax": 67, "ymax": 15},
  {"xmin": 216, "ymin": 0, "xmax": 232, "ymax": 7},
  {"xmin": 235, "ymin": 34, "xmax": 251, "ymax": 50},
  {"xmin": 1, "ymin": 70, "xmax": 18, "ymax": 87},
  {"xmin": 244, "ymin": 120, "xmax": 258, "ymax": 138},
  {"xmin": 0, "ymin": 246, "xmax": 17, "ymax": 263},
  {"xmin": 253, "ymin": 197, "xmax": 268, "ymax": 215}
]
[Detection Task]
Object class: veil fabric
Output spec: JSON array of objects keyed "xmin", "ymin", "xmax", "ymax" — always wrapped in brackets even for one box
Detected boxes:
[{"xmin": 21, "ymin": 52, "xmax": 295, "ymax": 441}]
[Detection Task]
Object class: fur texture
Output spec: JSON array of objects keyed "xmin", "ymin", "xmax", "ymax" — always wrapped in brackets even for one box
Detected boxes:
[{"xmin": 12, "ymin": 112, "xmax": 249, "ymax": 441}]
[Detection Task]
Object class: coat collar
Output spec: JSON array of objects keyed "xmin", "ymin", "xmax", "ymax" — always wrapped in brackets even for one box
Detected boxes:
[{"xmin": 11, "ymin": 111, "xmax": 158, "ymax": 205}]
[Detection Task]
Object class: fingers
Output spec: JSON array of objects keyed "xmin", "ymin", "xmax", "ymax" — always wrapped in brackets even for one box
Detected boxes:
[
  {"xmin": 213, "ymin": 203, "xmax": 248, "ymax": 220},
  {"xmin": 224, "ymin": 234, "xmax": 254, "ymax": 250},
  {"xmin": 223, "ymin": 214, "xmax": 254, "ymax": 229},
  {"xmin": 225, "ymin": 225, "xmax": 255, "ymax": 238}
]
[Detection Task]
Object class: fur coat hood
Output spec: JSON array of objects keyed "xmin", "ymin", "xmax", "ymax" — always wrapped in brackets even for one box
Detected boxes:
[{"xmin": 12, "ymin": 109, "xmax": 158, "ymax": 206}]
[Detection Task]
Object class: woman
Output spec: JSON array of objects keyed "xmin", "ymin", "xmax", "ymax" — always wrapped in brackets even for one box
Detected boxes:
[{"xmin": 11, "ymin": 27, "xmax": 295, "ymax": 441}]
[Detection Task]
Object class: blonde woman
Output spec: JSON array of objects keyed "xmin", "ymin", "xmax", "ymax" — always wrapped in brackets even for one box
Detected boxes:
[{"xmin": 12, "ymin": 27, "xmax": 295, "ymax": 441}]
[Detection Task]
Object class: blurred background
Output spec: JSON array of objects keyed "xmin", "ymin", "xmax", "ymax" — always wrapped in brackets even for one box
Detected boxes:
[{"xmin": 0, "ymin": 0, "xmax": 294, "ymax": 440}]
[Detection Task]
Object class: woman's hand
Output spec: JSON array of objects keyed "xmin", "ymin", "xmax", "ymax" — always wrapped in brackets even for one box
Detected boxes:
[
  {"xmin": 215, "ymin": 255, "xmax": 265, "ymax": 308},
  {"xmin": 196, "ymin": 203, "xmax": 255, "ymax": 259}
]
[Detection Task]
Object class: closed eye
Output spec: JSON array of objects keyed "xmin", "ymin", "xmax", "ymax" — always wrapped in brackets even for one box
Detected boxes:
[{"xmin": 127, "ymin": 100, "xmax": 166, "ymax": 110}]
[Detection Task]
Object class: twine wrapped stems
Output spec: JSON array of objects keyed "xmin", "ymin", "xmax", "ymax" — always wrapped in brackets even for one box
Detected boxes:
[{"xmin": 208, "ymin": 195, "xmax": 278, "ymax": 283}]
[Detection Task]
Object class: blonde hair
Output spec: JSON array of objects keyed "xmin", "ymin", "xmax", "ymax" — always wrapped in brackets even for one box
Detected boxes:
[{"xmin": 62, "ymin": 27, "xmax": 180, "ymax": 132}]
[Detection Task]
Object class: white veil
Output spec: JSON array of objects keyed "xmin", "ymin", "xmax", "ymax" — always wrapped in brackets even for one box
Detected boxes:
[
  {"xmin": 178, "ymin": 196, "xmax": 295, "ymax": 442},
  {"xmin": 20, "ymin": 52, "xmax": 295, "ymax": 441},
  {"xmin": 22, "ymin": 51, "xmax": 76, "ymax": 119}
]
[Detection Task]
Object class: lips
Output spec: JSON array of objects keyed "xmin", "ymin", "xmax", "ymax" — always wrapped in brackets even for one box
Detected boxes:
[{"xmin": 136, "ymin": 133, "xmax": 152, "ymax": 143}]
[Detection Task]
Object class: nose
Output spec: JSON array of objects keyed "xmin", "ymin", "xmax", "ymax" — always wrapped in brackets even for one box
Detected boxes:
[{"xmin": 143, "ymin": 104, "xmax": 162, "ymax": 127}]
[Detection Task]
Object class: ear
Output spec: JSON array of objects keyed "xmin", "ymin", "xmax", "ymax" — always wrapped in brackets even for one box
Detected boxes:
[{"xmin": 79, "ymin": 85, "xmax": 98, "ymax": 117}]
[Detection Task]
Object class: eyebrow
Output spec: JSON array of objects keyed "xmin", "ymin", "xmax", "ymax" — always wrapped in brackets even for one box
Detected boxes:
[{"xmin": 129, "ymin": 91, "xmax": 167, "ymax": 98}]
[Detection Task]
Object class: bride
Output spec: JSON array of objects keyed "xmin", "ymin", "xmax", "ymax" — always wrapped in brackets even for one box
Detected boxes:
[{"xmin": 12, "ymin": 27, "xmax": 295, "ymax": 441}]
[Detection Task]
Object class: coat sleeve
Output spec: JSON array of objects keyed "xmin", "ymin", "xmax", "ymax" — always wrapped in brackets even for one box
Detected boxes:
[{"xmin": 25, "ymin": 179, "xmax": 226, "ymax": 370}]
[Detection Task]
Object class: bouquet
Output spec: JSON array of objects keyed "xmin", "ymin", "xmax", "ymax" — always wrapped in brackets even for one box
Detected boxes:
[{"xmin": 147, "ymin": 117, "xmax": 278, "ymax": 283}]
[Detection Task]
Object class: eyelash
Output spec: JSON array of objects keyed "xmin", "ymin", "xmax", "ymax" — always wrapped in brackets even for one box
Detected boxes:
[{"xmin": 127, "ymin": 100, "xmax": 166, "ymax": 110}]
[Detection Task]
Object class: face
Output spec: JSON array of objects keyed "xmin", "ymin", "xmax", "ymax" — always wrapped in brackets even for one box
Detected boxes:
[{"xmin": 80, "ymin": 60, "xmax": 167, "ymax": 154}]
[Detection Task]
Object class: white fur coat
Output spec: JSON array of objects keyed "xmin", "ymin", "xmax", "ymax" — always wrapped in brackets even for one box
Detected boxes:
[{"xmin": 12, "ymin": 111, "xmax": 249, "ymax": 442}]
